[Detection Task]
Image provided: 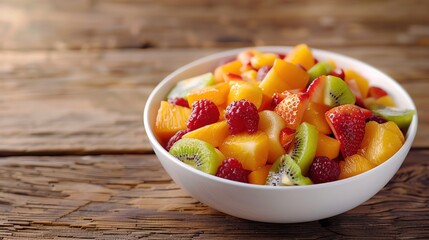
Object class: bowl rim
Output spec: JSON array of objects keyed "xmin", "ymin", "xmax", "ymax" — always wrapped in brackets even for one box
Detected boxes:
[{"xmin": 143, "ymin": 46, "xmax": 418, "ymax": 191}]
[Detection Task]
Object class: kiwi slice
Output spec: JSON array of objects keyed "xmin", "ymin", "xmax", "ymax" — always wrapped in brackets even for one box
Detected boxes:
[
  {"xmin": 324, "ymin": 75, "xmax": 355, "ymax": 107},
  {"xmin": 266, "ymin": 154, "xmax": 313, "ymax": 186},
  {"xmin": 167, "ymin": 72, "xmax": 215, "ymax": 100},
  {"xmin": 288, "ymin": 122, "xmax": 318, "ymax": 175},
  {"xmin": 169, "ymin": 138, "xmax": 221, "ymax": 175},
  {"xmin": 372, "ymin": 107, "xmax": 415, "ymax": 129},
  {"xmin": 308, "ymin": 61, "xmax": 332, "ymax": 82}
]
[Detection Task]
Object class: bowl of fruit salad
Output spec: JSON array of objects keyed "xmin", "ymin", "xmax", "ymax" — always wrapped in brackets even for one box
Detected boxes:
[{"xmin": 143, "ymin": 44, "xmax": 417, "ymax": 223}]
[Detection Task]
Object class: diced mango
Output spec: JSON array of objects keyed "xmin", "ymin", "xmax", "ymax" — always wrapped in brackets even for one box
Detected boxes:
[
  {"xmin": 285, "ymin": 44, "xmax": 315, "ymax": 70},
  {"xmin": 344, "ymin": 69, "xmax": 370, "ymax": 98},
  {"xmin": 155, "ymin": 101, "xmax": 192, "ymax": 141},
  {"xmin": 241, "ymin": 70, "xmax": 258, "ymax": 82},
  {"xmin": 182, "ymin": 121, "xmax": 229, "ymax": 148},
  {"xmin": 375, "ymin": 95, "xmax": 396, "ymax": 107},
  {"xmin": 339, "ymin": 154, "xmax": 375, "ymax": 179},
  {"xmin": 250, "ymin": 52, "xmax": 277, "ymax": 69},
  {"xmin": 315, "ymin": 133, "xmax": 340, "ymax": 160},
  {"xmin": 227, "ymin": 82, "xmax": 263, "ymax": 109},
  {"xmin": 219, "ymin": 131, "xmax": 269, "ymax": 171},
  {"xmin": 302, "ymin": 102, "xmax": 332, "ymax": 135},
  {"xmin": 214, "ymin": 60, "xmax": 242, "ymax": 82},
  {"xmin": 248, "ymin": 165, "xmax": 272, "ymax": 185},
  {"xmin": 259, "ymin": 59, "xmax": 309, "ymax": 99},
  {"xmin": 360, "ymin": 121, "xmax": 404, "ymax": 166},
  {"xmin": 187, "ymin": 82, "xmax": 230, "ymax": 107}
]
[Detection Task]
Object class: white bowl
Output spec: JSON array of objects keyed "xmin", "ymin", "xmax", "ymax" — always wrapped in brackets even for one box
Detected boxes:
[{"xmin": 143, "ymin": 46, "xmax": 418, "ymax": 223}]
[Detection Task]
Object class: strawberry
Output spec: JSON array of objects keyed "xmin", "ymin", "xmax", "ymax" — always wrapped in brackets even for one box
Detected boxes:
[
  {"xmin": 306, "ymin": 75, "xmax": 326, "ymax": 104},
  {"xmin": 357, "ymin": 106, "xmax": 372, "ymax": 119},
  {"xmin": 325, "ymin": 104, "xmax": 366, "ymax": 158},
  {"xmin": 368, "ymin": 86, "xmax": 388, "ymax": 99},
  {"xmin": 274, "ymin": 91, "xmax": 310, "ymax": 129}
]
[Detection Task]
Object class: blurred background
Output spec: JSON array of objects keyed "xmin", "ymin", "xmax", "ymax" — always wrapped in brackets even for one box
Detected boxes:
[
  {"xmin": 1, "ymin": 0, "xmax": 428, "ymax": 50},
  {"xmin": 0, "ymin": 0, "xmax": 428, "ymax": 153}
]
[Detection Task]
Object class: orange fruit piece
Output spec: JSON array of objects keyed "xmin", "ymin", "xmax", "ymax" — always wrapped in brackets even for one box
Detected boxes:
[
  {"xmin": 375, "ymin": 95, "xmax": 396, "ymax": 107},
  {"xmin": 219, "ymin": 131, "xmax": 269, "ymax": 171},
  {"xmin": 259, "ymin": 59, "xmax": 310, "ymax": 99},
  {"xmin": 302, "ymin": 102, "xmax": 332, "ymax": 134},
  {"xmin": 248, "ymin": 165, "xmax": 272, "ymax": 185},
  {"xmin": 186, "ymin": 82, "xmax": 230, "ymax": 107},
  {"xmin": 360, "ymin": 121, "xmax": 404, "ymax": 166},
  {"xmin": 339, "ymin": 154, "xmax": 375, "ymax": 179},
  {"xmin": 182, "ymin": 121, "xmax": 229, "ymax": 148},
  {"xmin": 279, "ymin": 128, "xmax": 295, "ymax": 150},
  {"xmin": 250, "ymin": 52, "xmax": 277, "ymax": 69},
  {"xmin": 285, "ymin": 44, "xmax": 315, "ymax": 70},
  {"xmin": 274, "ymin": 91, "xmax": 310, "ymax": 129},
  {"xmin": 214, "ymin": 60, "xmax": 242, "ymax": 82},
  {"xmin": 258, "ymin": 110, "xmax": 287, "ymax": 163},
  {"xmin": 344, "ymin": 69, "xmax": 370, "ymax": 98},
  {"xmin": 227, "ymin": 81, "xmax": 263, "ymax": 109},
  {"xmin": 155, "ymin": 101, "xmax": 192, "ymax": 141},
  {"xmin": 315, "ymin": 133, "xmax": 340, "ymax": 160},
  {"xmin": 241, "ymin": 70, "xmax": 258, "ymax": 82}
]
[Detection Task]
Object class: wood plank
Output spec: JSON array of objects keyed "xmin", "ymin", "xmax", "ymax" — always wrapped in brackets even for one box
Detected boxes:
[
  {"xmin": 0, "ymin": 47, "xmax": 428, "ymax": 154},
  {"xmin": 0, "ymin": 0, "xmax": 428, "ymax": 50},
  {"xmin": 0, "ymin": 151, "xmax": 427, "ymax": 238}
]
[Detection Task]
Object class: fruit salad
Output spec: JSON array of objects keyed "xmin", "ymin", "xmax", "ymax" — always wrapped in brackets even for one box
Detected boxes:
[{"xmin": 154, "ymin": 44, "xmax": 415, "ymax": 186}]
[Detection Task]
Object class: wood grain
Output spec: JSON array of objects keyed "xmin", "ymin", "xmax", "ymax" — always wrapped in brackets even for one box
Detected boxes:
[
  {"xmin": 0, "ymin": 0, "xmax": 428, "ymax": 50},
  {"xmin": 0, "ymin": 47, "xmax": 428, "ymax": 155},
  {"xmin": 0, "ymin": 151, "xmax": 427, "ymax": 239}
]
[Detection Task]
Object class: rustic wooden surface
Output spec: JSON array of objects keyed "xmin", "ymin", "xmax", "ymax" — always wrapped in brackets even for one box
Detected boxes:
[{"xmin": 0, "ymin": 0, "xmax": 428, "ymax": 239}]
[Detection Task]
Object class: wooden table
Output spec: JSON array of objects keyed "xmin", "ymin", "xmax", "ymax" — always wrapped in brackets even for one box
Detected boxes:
[{"xmin": 0, "ymin": 0, "xmax": 428, "ymax": 239}]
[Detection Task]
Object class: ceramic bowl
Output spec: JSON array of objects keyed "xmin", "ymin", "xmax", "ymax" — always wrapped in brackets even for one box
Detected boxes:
[{"xmin": 143, "ymin": 46, "xmax": 417, "ymax": 223}]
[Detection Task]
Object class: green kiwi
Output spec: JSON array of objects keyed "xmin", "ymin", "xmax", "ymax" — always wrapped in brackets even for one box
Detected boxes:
[
  {"xmin": 372, "ymin": 107, "xmax": 415, "ymax": 129},
  {"xmin": 167, "ymin": 72, "xmax": 215, "ymax": 100},
  {"xmin": 308, "ymin": 61, "xmax": 332, "ymax": 82},
  {"xmin": 265, "ymin": 154, "xmax": 313, "ymax": 186},
  {"xmin": 288, "ymin": 122, "xmax": 318, "ymax": 175},
  {"xmin": 324, "ymin": 75, "xmax": 356, "ymax": 107},
  {"xmin": 169, "ymin": 138, "xmax": 222, "ymax": 175}
]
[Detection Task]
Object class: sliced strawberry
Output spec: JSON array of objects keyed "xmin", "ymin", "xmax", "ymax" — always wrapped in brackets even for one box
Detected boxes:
[
  {"xmin": 357, "ymin": 106, "xmax": 372, "ymax": 119},
  {"xmin": 274, "ymin": 91, "xmax": 310, "ymax": 129},
  {"xmin": 325, "ymin": 104, "xmax": 366, "ymax": 158},
  {"xmin": 271, "ymin": 89, "xmax": 307, "ymax": 109},
  {"xmin": 368, "ymin": 86, "xmax": 388, "ymax": 99},
  {"xmin": 306, "ymin": 75, "xmax": 326, "ymax": 104}
]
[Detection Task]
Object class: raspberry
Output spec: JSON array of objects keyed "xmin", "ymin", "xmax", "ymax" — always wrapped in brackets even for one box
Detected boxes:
[
  {"xmin": 225, "ymin": 100, "xmax": 259, "ymax": 134},
  {"xmin": 308, "ymin": 156, "xmax": 340, "ymax": 184},
  {"xmin": 165, "ymin": 129, "xmax": 188, "ymax": 151},
  {"xmin": 187, "ymin": 99, "xmax": 219, "ymax": 131},
  {"xmin": 215, "ymin": 158, "xmax": 250, "ymax": 183},
  {"xmin": 168, "ymin": 97, "xmax": 189, "ymax": 108}
]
